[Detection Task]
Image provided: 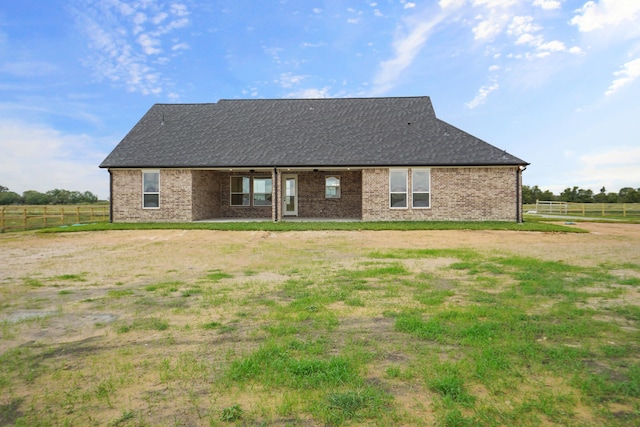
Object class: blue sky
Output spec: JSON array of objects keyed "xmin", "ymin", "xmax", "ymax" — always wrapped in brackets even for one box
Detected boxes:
[{"xmin": 1, "ymin": 0, "xmax": 639, "ymax": 200}]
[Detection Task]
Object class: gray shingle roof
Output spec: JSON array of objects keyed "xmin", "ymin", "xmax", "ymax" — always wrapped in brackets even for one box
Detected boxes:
[{"xmin": 99, "ymin": 96, "xmax": 527, "ymax": 168}]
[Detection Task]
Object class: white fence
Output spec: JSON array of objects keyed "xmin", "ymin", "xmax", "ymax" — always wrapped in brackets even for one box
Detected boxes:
[{"xmin": 531, "ymin": 200, "xmax": 568, "ymax": 214}]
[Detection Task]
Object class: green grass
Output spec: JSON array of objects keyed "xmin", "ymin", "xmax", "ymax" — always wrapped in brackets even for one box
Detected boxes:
[
  {"xmin": 3, "ymin": 230, "xmax": 640, "ymax": 426},
  {"xmin": 38, "ymin": 219, "xmax": 585, "ymax": 233}
]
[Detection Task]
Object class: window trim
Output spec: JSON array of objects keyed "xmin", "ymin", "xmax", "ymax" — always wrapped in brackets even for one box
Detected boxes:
[
  {"xmin": 389, "ymin": 169, "xmax": 408, "ymax": 209},
  {"xmin": 411, "ymin": 168, "xmax": 431, "ymax": 209},
  {"xmin": 325, "ymin": 176, "xmax": 341, "ymax": 199},
  {"xmin": 142, "ymin": 170, "xmax": 160, "ymax": 209}
]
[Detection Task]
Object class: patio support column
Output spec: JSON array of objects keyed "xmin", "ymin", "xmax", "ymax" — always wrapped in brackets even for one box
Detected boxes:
[{"xmin": 273, "ymin": 167, "xmax": 280, "ymax": 222}]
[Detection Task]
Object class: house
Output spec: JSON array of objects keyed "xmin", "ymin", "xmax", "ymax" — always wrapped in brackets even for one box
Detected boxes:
[{"xmin": 100, "ymin": 96, "xmax": 528, "ymax": 222}]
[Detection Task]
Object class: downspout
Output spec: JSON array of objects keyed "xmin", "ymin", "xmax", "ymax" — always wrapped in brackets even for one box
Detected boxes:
[
  {"xmin": 273, "ymin": 167, "xmax": 278, "ymax": 222},
  {"xmin": 516, "ymin": 166, "xmax": 526, "ymax": 223},
  {"xmin": 108, "ymin": 169, "xmax": 114, "ymax": 223}
]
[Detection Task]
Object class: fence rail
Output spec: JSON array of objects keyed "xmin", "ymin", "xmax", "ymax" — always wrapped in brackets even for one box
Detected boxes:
[
  {"xmin": 524, "ymin": 201, "xmax": 640, "ymax": 218},
  {"xmin": 0, "ymin": 205, "xmax": 109, "ymax": 232}
]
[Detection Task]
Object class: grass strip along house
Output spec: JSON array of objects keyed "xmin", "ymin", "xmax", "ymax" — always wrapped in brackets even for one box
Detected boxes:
[{"xmin": 100, "ymin": 96, "xmax": 528, "ymax": 222}]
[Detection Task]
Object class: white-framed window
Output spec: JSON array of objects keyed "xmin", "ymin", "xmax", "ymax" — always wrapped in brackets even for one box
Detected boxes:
[
  {"xmin": 389, "ymin": 169, "xmax": 408, "ymax": 208},
  {"xmin": 230, "ymin": 176, "xmax": 250, "ymax": 206},
  {"xmin": 325, "ymin": 176, "xmax": 341, "ymax": 198},
  {"xmin": 253, "ymin": 177, "xmax": 273, "ymax": 206},
  {"xmin": 412, "ymin": 168, "xmax": 431, "ymax": 208},
  {"xmin": 142, "ymin": 170, "xmax": 160, "ymax": 209}
]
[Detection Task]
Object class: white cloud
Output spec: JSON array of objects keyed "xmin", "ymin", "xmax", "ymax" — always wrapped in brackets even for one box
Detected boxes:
[
  {"xmin": 570, "ymin": 0, "xmax": 640, "ymax": 32},
  {"xmin": 532, "ymin": 0, "xmax": 561, "ymax": 10},
  {"xmin": 581, "ymin": 146, "xmax": 640, "ymax": 167},
  {"xmin": 278, "ymin": 73, "xmax": 306, "ymax": 88},
  {"xmin": 0, "ymin": 119, "xmax": 110, "ymax": 198},
  {"xmin": 137, "ymin": 33, "xmax": 161, "ymax": 55},
  {"xmin": 573, "ymin": 146, "xmax": 640, "ymax": 189},
  {"xmin": 152, "ymin": 12, "xmax": 169, "ymax": 25},
  {"xmin": 466, "ymin": 81, "xmax": 499, "ymax": 108},
  {"xmin": 171, "ymin": 4, "xmax": 189, "ymax": 16},
  {"xmin": 75, "ymin": 1, "xmax": 190, "ymax": 96},
  {"xmin": 172, "ymin": 42, "xmax": 189, "ymax": 50},
  {"xmin": 473, "ymin": 13, "xmax": 510, "ymax": 41},
  {"xmin": 439, "ymin": 0, "xmax": 466, "ymax": 9},
  {"xmin": 508, "ymin": 15, "xmax": 541, "ymax": 37},
  {"xmin": 372, "ymin": 14, "xmax": 445, "ymax": 94},
  {"xmin": 605, "ymin": 58, "xmax": 640, "ymax": 96},
  {"xmin": 405, "ymin": 2, "xmax": 417, "ymax": 9},
  {"xmin": 471, "ymin": 0, "xmax": 518, "ymax": 8},
  {"xmin": 538, "ymin": 40, "xmax": 566, "ymax": 52},
  {"xmin": 286, "ymin": 87, "xmax": 332, "ymax": 98}
]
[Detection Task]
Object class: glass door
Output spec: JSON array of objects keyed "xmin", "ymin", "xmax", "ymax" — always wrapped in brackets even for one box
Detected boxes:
[{"xmin": 282, "ymin": 175, "xmax": 298, "ymax": 216}]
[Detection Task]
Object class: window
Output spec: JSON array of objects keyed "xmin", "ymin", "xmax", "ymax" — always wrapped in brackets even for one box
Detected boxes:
[
  {"xmin": 230, "ymin": 176, "xmax": 272, "ymax": 206},
  {"xmin": 412, "ymin": 169, "xmax": 431, "ymax": 208},
  {"xmin": 253, "ymin": 177, "xmax": 272, "ymax": 206},
  {"xmin": 325, "ymin": 176, "xmax": 340, "ymax": 198},
  {"xmin": 142, "ymin": 170, "xmax": 160, "ymax": 208},
  {"xmin": 389, "ymin": 169, "xmax": 408, "ymax": 208},
  {"xmin": 230, "ymin": 176, "xmax": 250, "ymax": 206}
]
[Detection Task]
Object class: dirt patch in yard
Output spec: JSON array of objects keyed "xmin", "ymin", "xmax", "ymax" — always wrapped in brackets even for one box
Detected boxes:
[{"xmin": 1, "ymin": 222, "xmax": 639, "ymax": 425}]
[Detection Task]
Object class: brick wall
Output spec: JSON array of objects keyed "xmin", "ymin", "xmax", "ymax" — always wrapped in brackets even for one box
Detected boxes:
[
  {"xmin": 111, "ymin": 167, "xmax": 520, "ymax": 222},
  {"xmin": 296, "ymin": 170, "xmax": 362, "ymax": 218},
  {"xmin": 111, "ymin": 169, "xmax": 193, "ymax": 222},
  {"xmin": 217, "ymin": 172, "xmax": 273, "ymax": 219},
  {"xmin": 362, "ymin": 167, "xmax": 519, "ymax": 221},
  {"xmin": 192, "ymin": 170, "xmax": 219, "ymax": 220}
]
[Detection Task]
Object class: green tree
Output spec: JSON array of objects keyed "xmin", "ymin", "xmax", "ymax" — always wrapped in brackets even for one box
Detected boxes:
[
  {"xmin": 0, "ymin": 191, "xmax": 21, "ymax": 204},
  {"xmin": 23, "ymin": 190, "xmax": 50, "ymax": 205},
  {"xmin": 46, "ymin": 189, "xmax": 72, "ymax": 204},
  {"xmin": 522, "ymin": 185, "xmax": 556, "ymax": 203},
  {"xmin": 559, "ymin": 186, "xmax": 594, "ymax": 203},
  {"xmin": 593, "ymin": 187, "xmax": 608, "ymax": 203},
  {"xmin": 618, "ymin": 187, "xmax": 640, "ymax": 203}
]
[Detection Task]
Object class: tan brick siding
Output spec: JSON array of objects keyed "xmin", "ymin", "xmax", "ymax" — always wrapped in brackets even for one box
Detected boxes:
[
  {"xmin": 192, "ymin": 170, "xmax": 219, "ymax": 220},
  {"xmin": 111, "ymin": 166, "xmax": 520, "ymax": 222},
  {"xmin": 111, "ymin": 169, "xmax": 193, "ymax": 222},
  {"xmin": 295, "ymin": 171, "xmax": 362, "ymax": 218},
  {"xmin": 362, "ymin": 167, "xmax": 519, "ymax": 221}
]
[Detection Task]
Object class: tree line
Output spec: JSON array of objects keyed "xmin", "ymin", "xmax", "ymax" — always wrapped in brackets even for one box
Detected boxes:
[
  {"xmin": 523, "ymin": 185, "xmax": 640, "ymax": 204},
  {"xmin": 0, "ymin": 185, "xmax": 100, "ymax": 205}
]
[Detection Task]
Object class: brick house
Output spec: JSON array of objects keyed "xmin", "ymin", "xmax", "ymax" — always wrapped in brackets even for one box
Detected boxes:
[{"xmin": 100, "ymin": 96, "xmax": 528, "ymax": 222}]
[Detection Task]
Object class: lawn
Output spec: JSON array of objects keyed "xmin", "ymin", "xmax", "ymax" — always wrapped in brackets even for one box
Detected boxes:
[{"xmin": 1, "ymin": 226, "xmax": 639, "ymax": 426}]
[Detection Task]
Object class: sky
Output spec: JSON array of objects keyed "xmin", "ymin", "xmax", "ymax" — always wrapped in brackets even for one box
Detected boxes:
[{"xmin": 1, "ymin": 0, "xmax": 639, "ymax": 200}]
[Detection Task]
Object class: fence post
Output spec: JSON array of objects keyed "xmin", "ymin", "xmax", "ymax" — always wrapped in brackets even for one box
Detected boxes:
[
  {"xmin": 602, "ymin": 203, "xmax": 605, "ymax": 217},
  {"xmin": 23, "ymin": 207, "xmax": 27, "ymax": 230},
  {"xmin": 1, "ymin": 207, "xmax": 4, "ymax": 232},
  {"xmin": 77, "ymin": 207, "xmax": 80, "ymax": 224},
  {"xmin": 623, "ymin": 204, "xmax": 627, "ymax": 217},
  {"xmin": 44, "ymin": 206, "xmax": 47, "ymax": 228}
]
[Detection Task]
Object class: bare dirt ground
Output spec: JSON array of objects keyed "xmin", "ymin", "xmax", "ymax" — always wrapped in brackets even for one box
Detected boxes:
[
  {"xmin": 1, "ymin": 222, "xmax": 639, "ymax": 352},
  {"xmin": 1, "ymin": 222, "xmax": 639, "ymax": 425}
]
